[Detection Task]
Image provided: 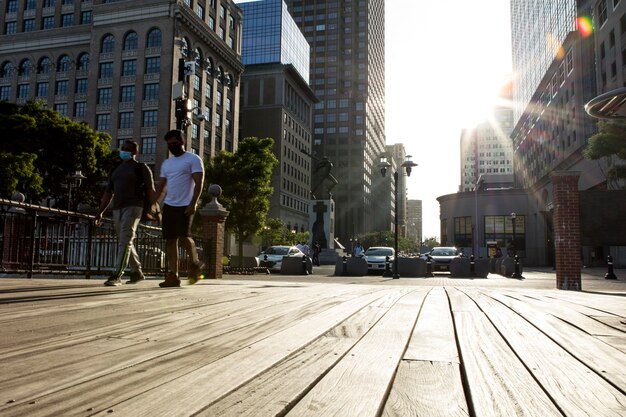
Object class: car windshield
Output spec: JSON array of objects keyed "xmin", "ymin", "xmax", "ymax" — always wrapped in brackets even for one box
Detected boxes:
[
  {"xmin": 365, "ymin": 248, "xmax": 393, "ymax": 256},
  {"xmin": 431, "ymin": 248, "xmax": 457, "ymax": 256},
  {"xmin": 264, "ymin": 247, "xmax": 289, "ymax": 255}
]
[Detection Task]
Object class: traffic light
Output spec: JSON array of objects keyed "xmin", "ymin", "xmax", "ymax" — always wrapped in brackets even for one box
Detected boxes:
[{"xmin": 175, "ymin": 98, "xmax": 191, "ymax": 130}]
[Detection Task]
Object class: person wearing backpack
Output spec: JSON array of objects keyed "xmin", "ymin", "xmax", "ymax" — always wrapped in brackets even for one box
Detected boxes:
[{"xmin": 95, "ymin": 140, "xmax": 156, "ymax": 286}]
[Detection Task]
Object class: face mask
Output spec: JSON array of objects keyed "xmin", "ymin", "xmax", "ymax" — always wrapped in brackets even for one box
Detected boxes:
[
  {"xmin": 120, "ymin": 151, "xmax": 132, "ymax": 161},
  {"xmin": 168, "ymin": 142, "xmax": 183, "ymax": 154}
]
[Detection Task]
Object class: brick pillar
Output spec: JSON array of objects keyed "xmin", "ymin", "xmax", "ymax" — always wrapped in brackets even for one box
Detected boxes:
[
  {"xmin": 198, "ymin": 185, "xmax": 229, "ymax": 279},
  {"xmin": 551, "ymin": 171, "xmax": 581, "ymax": 290}
]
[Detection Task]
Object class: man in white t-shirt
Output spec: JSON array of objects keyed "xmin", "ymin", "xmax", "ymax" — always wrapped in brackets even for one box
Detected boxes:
[{"xmin": 154, "ymin": 130, "xmax": 205, "ymax": 287}]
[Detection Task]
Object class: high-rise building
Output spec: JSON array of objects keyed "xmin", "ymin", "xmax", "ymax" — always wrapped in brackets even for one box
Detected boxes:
[
  {"xmin": 238, "ymin": 0, "xmax": 316, "ymax": 232},
  {"xmin": 285, "ymin": 0, "xmax": 386, "ymax": 244},
  {"xmin": 510, "ymin": 0, "xmax": 578, "ymax": 124},
  {"xmin": 459, "ymin": 86, "xmax": 515, "ymax": 192},
  {"xmin": 406, "ymin": 199, "xmax": 422, "ymax": 245},
  {"xmin": 387, "ymin": 143, "xmax": 408, "ymax": 235},
  {"xmin": 0, "ymin": 0, "xmax": 244, "ymax": 173}
]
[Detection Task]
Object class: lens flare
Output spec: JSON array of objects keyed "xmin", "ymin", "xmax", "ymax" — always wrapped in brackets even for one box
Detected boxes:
[{"xmin": 577, "ymin": 16, "xmax": 593, "ymax": 37}]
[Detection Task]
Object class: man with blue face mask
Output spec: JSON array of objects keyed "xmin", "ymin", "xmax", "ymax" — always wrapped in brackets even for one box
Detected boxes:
[{"xmin": 95, "ymin": 140, "xmax": 156, "ymax": 286}]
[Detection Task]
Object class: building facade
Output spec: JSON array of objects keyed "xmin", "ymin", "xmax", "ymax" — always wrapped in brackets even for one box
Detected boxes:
[
  {"xmin": 284, "ymin": 0, "xmax": 386, "ymax": 245},
  {"xmin": 0, "ymin": 0, "xmax": 244, "ymax": 175},
  {"xmin": 406, "ymin": 199, "xmax": 422, "ymax": 245},
  {"xmin": 238, "ymin": 0, "xmax": 315, "ymax": 233}
]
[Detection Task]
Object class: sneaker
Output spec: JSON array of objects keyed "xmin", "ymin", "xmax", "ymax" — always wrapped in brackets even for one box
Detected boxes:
[
  {"xmin": 188, "ymin": 261, "xmax": 205, "ymax": 285},
  {"xmin": 159, "ymin": 272, "xmax": 181, "ymax": 288},
  {"xmin": 104, "ymin": 277, "xmax": 122, "ymax": 286},
  {"xmin": 126, "ymin": 270, "xmax": 145, "ymax": 284}
]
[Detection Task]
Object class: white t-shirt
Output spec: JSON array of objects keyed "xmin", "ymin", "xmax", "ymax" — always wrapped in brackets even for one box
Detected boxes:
[{"xmin": 160, "ymin": 152, "xmax": 204, "ymax": 207}]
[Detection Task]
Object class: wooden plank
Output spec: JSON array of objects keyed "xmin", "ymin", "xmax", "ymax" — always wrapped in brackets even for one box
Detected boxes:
[
  {"xmin": 383, "ymin": 288, "xmax": 468, "ymax": 417},
  {"xmin": 382, "ymin": 361, "xmax": 469, "ymax": 417},
  {"xmin": 79, "ymin": 288, "xmax": 392, "ymax": 416},
  {"xmin": 1, "ymin": 285, "xmax": 379, "ymax": 414},
  {"xmin": 466, "ymin": 289, "xmax": 626, "ymax": 416},
  {"xmin": 481, "ymin": 289, "xmax": 626, "ymax": 392},
  {"xmin": 203, "ymin": 293, "xmax": 410, "ymax": 416},
  {"xmin": 404, "ymin": 287, "xmax": 459, "ymax": 363},
  {"xmin": 283, "ymin": 290, "xmax": 427, "ymax": 416},
  {"xmin": 448, "ymin": 289, "xmax": 563, "ymax": 417}
]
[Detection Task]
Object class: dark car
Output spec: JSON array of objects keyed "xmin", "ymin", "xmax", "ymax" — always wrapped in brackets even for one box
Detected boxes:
[{"xmin": 425, "ymin": 247, "xmax": 460, "ymax": 272}]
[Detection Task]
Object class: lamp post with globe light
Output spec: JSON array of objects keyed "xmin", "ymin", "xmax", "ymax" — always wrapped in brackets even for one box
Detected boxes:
[{"xmin": 379, "ymin": 155, "xmax": 417, "ymax": 279}]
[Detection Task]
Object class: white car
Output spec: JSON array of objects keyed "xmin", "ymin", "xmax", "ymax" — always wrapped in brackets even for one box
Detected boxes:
[
  {"xmin": 363, "ymin": 246, "xmax": 395, "ymax": 271},
  {"xmin": 256, "ymin": 245, "xmax": 306, "ymax": 272}
]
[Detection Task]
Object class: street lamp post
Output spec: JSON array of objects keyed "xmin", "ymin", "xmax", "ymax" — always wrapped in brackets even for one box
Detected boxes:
[
  {"xmin": 379, "ymin": 155, "xmax": 417, "ymax": 279},
  {"xmin": 67, "ymin": 170, "xmax": 86, "ymax": 211},
  {"xmin": 474, "ymin": 175, "xmax": 483, "ymax": 257},
  {"xmin": 510, "ymin": 212, "xmax": 523, "ymax": 278},
  {"xmin": 510, "ymin": 212, "xmax": 517, "ymax": 256}
]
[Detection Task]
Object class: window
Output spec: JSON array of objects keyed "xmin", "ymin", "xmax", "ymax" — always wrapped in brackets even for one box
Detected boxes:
[
  {"xmin": 119, "ymin": 111, "xmax": 134, "ymax": 128},
  {"xmin": 196, "ymin": 4, "xmax": 204, "ymax": 19},
  {"xmin": 208, "ymin": 16, "xmax": 215, "ymax": 30},
  {"xmin": 454, "ymin": 217, "xmax": 472, "ymax": 248},
  {"xmin": 143, "ymin": 83, "xmax": 159, "ymax": 100},
  {"xmin": 484, "ymin": 215, "xmax": 526, "ymax": 252},
  {"xmin": 43, "ymin": 0, "xmax": 55, "ymax": 7},
  {"xmin": 124, "ymin": 32, "xmax": 138, "ymax": 50},
  {"xmin": 55, "ymin": 80, "xmax": 69, "ymax": 95},
  {"xmin": 97, "ymin": 113, "xmax": 111, "ymax": 131},
  {"xmin": 74, "ymin": 101, "xmax": 86, "ymax": 117},
  {"xmin": 5, "ymin": 21, "xmax": 17, "ymax": 35},
  {"xmin": 17, "ymin": 84, "xmax": 29, "ymax": 99},
  {"xmin": 146, "ymin": 28, "xmax": 162, "ymax": 47},
  {"xmin": 99, "ymin": 62, "xmax": 113, "ymax": 78},
  {"xmin": 54, "ymin": 103, "xmax": 68, "ymax": 116},
  {"xmin": 77, "ymin": 53, "xmax": 89, "ymax": 71},
  {"xmin": 7, "ymin": 0, "xmax": 18, "ymax": 13},
  {"xmin": 598, "ymin": 0, "xmax": 608, "ymax": 26},
  {"xmin": 75, "ymin": 78, "xmax": 88, "ymax": 94},
  {"xmin": 61, "ymin": 13, "xmax": 73, "ymax": 27},
  {"xmin": 142, "ymin": 110, "xmax": 158, "ymax": 127},
  {"xmin": 25, "ymin": 0, "xmax": 36, "ymax": 10},
  {"xmin": 145, "ymin": 57, "xmax": 160, "ymax": 74},
  {"xmin": 24, "ymin": 18, "xmax": 35, "ymax": 32},
  {"xmin": 19, "ymin": 59, "xmax": 33, "ymax": 76},
  {"xmin": 0, "ymin": 86, "xmax": 11, "ymax": 101},
  {"xmin": 142, "ymin": 137, "xmax": 156, "ymax": 154},
  {"xmin": 81, "ymin": 11, "xmax": 92, "ymax": 24},
  {"xmin": 97, "ymin": 87, "xmax": 112, "ymax": 104},
  {"xmin": 101, "ymin": 34, "xmax": 115, "ymax": 53},
  {"xmin": 57, "ymin": 55, "xmax": 71, "ymax": 72},
  {"xmin": 38, "ymin": 57, "xmax": 52, "ymax": 74},
  {"xmin": 42, "ymin": 16, "xmax": 54, "ymax": 29},
  {"xmin": 120, "ymin": 85, "xmax": 135, "ymax": 102},
  {"xmin": 36, "ymin": 82, "xmax": 48, "ymax": 97},
  {"xmin": 122, "ymin": 59, "xmax": 136, "ymax": 76}
]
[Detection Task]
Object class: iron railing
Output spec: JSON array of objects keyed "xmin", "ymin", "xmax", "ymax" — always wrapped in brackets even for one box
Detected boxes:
[{"xmin": 0, "ymin": 198, "xmax": 209, "ymax": 278}]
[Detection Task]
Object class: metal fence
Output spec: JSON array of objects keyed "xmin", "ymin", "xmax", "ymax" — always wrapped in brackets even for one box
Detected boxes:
[{"xmin": 0, "ymin": 198, "xmax": 208, "ymax": 278}]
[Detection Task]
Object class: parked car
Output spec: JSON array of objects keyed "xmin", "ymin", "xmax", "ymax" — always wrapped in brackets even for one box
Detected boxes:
[
  {"xmin": 256, "ymin": 245, "xmax": 306, "ymax": 272},
  {"xmin": 424, "ymin": 247, "xmax": 460, "ymax": 272},
  {"xmin": 362, "ymin": 246, "xmax": 395, "ymax": 272}
]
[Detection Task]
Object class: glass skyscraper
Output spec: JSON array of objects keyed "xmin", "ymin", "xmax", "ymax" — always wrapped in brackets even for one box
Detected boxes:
[{"xmin": 238, "ymin": 0, "xmax": 310, "ymax": 83}]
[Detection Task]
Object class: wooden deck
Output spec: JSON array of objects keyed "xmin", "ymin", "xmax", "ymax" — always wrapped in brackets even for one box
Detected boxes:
[{"xmin": 0, "ymin": 271, "xmax": 625, "ymax": 416}]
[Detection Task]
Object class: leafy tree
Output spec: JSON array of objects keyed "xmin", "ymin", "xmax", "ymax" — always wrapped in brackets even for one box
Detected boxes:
[
  {"xmin": 422, "ymin": 237, "xmax": 441, "ymax": 248},
  {"xmin": 204, "ymin": 137, "xmax": 278, "ymax": 262},
  {"xmin": 356, "ymin": 231, "xmax": 419, "ymax": 254},
  {"xmin": 259, "ymin": 217, "xmax": 309, "ymax": 248},
  {"xmin": 0, "ymin": 101, "xmax": 115, "ymax": 207},
  {"xmin": 0, "ymin": 152, "xmax": 43, "ymax": 197},
  {"xmin": 583, "ymin": 119, "xmax": 626, "ymax": 188}
]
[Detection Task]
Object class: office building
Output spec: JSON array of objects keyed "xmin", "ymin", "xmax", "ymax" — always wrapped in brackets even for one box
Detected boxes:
[
  {"xmin": 0, "ymin": 0, "xmax": 244, "ymax": 174},
  {"xmin": 406, "ymin": 199, "xmax": 422, "ymax": 245},
  {"xmin": 238, "ymin": 0, "xmax": 316, "ymax": 232},
  {"xmin": 285, "ymin": 0, "xmax": 386, "ymax": 244}
]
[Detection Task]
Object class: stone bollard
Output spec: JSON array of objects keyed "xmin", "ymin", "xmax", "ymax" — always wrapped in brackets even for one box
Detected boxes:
[
  {"xmin": 342, "ymin": 255, "xmax": 348, "ymax": 276},
  {"xmin": 383, "ymin": 256, "xmax": 392, "ymax": 277},
  {"xmin": 605, "ymin": 255, "xmax": 618, "ymax": 280},
  {"xmin": 470, "ymin": 255, "xmax": 476, "ymax": 277},
  {"xmin": 511, "ymin": 254, "xmax": 523, "ymax": 279},
  {"xmin": 425, "ymin": 255, "xmax": 434, "ymax": 277},
  {"xmin": 302, "ymin": 255, "xmax": 309, "ymax": 275}
]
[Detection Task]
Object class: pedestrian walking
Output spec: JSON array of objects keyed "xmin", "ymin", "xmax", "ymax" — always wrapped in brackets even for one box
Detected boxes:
[
  {"xmin": 312, "ymin": 241, "xmax": 321, "ymax": 266},
  {"xmin": 95, "ymin": 140, "xmax": 156, "ymax": 286},
  {"xmin": 154, "ymin": 130, "xmax": 205, "ymax": 287}
]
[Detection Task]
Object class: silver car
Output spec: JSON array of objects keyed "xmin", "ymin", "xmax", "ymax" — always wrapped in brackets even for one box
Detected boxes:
[
  {"xmin": 426, "ymin": 247, "xmax": 460, "ymax": 271},
  {"xmin": 256, "ymin": 245, "xmax": 305, "ymax": 272},
  {"xmin": 363, "ymin": 246, "xmax": 395, "ymax": 271}
]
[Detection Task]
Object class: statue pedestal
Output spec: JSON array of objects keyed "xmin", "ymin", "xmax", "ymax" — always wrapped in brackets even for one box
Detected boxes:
[{"xmin": 309, "ymin": 199, "xmax": 335, "ymax": 250}]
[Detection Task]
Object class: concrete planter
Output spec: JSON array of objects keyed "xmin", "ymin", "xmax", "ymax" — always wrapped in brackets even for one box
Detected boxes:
[
  {"xmin": 397, "ymin": 258, "xmax": 426, "ymax": 277},
  {"xmin": 333, "ymin": 256, "xmax": 368, "ymax": 276},
  {"xmin": 280, "ymin": 256, "xmax": 312, "ymax": 275}
]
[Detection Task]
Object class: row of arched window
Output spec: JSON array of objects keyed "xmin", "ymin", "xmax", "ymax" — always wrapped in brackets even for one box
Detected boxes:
[
  {"xmin": 180, "ymin": 37, "xmax": 235, "ymax": 87},
  {"xmin": 101, "ymin": 28, "xmax": 162, "ymax": 53},
  {"xmin": 0, "ymin": 53, "xmax": 89, "ymax": 77}
]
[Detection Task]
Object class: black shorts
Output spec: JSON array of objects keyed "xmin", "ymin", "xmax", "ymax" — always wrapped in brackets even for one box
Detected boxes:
[{"xmin": 162, "ymin": 204, "xmax": 193, "ymax": 240}]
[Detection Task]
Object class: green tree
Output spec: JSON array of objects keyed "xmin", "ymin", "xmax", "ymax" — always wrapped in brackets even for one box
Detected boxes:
[
  {"xmin": 204, "ymin": 137, "xmax": 278, "ymax": 262},
  {"xmin": 0, "ymin": 101, "xmax": 115, "ymax": 206},
  {"xmin": 0, "ymin": 152, "xmax": 43, "ymax": 198},
  {"xmin": 356, "ymin": 231, "xmax": 419, "ymax": 254},
  {"xmin": 583, "ymin": 119, "xmax": 626, "ymax": 188},
  {"xmin": 422, "ymin": 237, "xmax": 441, "ymax": 248}
]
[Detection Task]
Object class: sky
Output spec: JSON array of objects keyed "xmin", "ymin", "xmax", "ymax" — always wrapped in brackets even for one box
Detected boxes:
[{"xmin": 385, "ymin": 0, "xmax": 513, "ymax": 240}]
